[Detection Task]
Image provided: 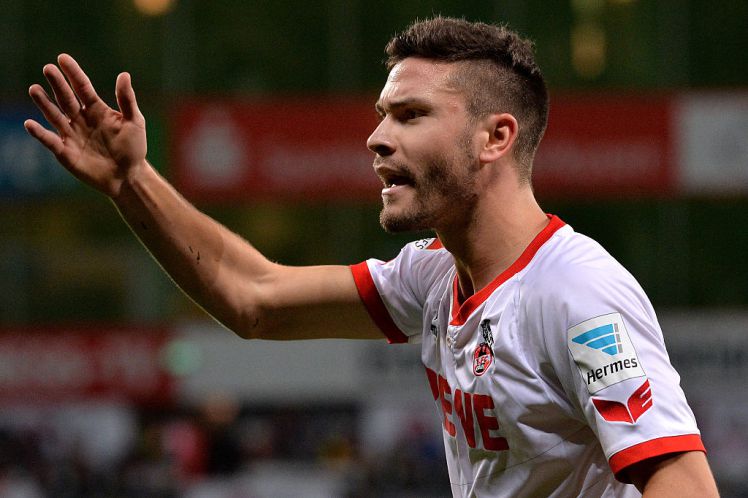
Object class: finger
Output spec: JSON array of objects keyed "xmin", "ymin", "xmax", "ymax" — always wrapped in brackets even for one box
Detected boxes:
[
  {"xmin": 57, "ymin": 53, "xmax": 101, "ymax": 110},
  {"xmin": 28, "ymin": 84, "xmax": 74, "ymax": 134},
  {"xmin": 115, "ymin": 72, "xmax": 143, "ymax": 123},
  {"xmin": 24, "ymin": 119, "xmax": 65, "ymax": 157},
  {"xmin": 43, "ymin": 63, "xmax": 81, "ymax": 117}
]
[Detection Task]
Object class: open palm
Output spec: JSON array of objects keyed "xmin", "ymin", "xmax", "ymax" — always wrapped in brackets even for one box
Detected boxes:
[{"xmin": 24, "ymin": 54, "xmax": 147, "ymax": 199}]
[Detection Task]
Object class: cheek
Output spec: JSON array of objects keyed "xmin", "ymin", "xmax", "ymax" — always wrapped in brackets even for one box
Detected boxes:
[{"xmin": 420, "ymin": 157, "xmax": 456, "ymax": 193}]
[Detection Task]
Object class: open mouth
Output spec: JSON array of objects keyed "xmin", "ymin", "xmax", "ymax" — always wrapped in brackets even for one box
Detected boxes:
[
  {"xmin": 374, "ymin": 160, "xmax": 416, "ymax": 194},
  {"xmin": 375, "ymin": 163, "xmax": 415, "ymax": 189},
  {"xmin": 382, "ymin": 173, "xmax": 414, "ymax": 188}
]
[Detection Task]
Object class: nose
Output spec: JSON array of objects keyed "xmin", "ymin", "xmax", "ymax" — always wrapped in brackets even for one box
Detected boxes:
[{"xmin": 367, "ymin": 120, "xmax": 395, "ymax": 157}]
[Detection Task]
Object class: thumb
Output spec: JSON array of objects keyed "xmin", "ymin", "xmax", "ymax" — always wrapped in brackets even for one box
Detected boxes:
[{"xmin": 115, "ymin": 72, "xmax": 143, "ymax": 123}]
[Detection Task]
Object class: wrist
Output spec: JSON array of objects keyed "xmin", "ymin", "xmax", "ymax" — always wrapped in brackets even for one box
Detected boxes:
[{"xmin": 112, "ymin": 159, "xmax": 156, "ymax": 206}]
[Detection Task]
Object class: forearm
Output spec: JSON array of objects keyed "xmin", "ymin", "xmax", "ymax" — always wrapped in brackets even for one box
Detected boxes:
[{"xmin": 112, "ymin": 160, "xmax": 270, "ymax": 333}]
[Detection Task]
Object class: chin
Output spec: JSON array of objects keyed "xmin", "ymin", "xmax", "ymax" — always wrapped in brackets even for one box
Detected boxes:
[{"xmin": 379, "ymin": 207, "xmax": 430, "ymax": 233}]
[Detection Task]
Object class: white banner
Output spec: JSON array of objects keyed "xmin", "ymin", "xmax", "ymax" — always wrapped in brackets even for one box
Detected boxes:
[{"xmin": 676, "ymin": 93, "xmax": 748, "ymax": 193}]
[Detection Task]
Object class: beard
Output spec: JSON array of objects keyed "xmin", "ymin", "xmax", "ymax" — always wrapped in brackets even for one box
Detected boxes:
[{"xmin": 379, "ymin": 134, "xmax": 479, "ymax": 233}]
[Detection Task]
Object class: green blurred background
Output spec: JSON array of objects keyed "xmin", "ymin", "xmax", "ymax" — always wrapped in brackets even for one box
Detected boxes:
[{"xmin": 1, "ymin": 0, "xmax": 747, "ymax": 325}]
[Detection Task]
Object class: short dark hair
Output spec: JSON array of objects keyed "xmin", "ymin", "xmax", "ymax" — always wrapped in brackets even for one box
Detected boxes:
[{"xmin": 385, "ymin": 17, "xmax": 549, "ymax": 181}]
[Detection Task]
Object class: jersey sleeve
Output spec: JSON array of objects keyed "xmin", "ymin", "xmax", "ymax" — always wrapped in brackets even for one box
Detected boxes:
[
  {"xmin": 350, "ymin": 239, "xmax": 449, "ymax": 344},
  {"xmin": 530, "ymin": 237, "xmax": 705, "ymax": 482}
]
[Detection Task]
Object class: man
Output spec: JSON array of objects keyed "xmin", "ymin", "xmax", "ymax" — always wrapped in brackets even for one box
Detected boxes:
[{"xmin": 25, "ymin": 16, "xmax": 718, "ymax": 498}]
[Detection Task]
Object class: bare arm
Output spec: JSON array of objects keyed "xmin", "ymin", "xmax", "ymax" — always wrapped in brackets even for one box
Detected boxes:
[
  {"xmin": 114, "ymin": 163, "xmax": 381, "ymax": 340},
  {"xmin": 25, "ymin": 54, "xmax": 382, "ymax": 341},
  {"xmin": 627, "ymin": 451, "xmax": 719, "ymax": 497}
]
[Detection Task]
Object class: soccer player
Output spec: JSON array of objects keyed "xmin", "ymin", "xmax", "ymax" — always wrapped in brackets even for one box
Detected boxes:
[{"xmin": 25, "ymin": 16, "xmax": 718, "ymax": 498}]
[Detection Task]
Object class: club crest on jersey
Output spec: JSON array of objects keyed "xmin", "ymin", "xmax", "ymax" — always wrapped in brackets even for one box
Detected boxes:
[
  {"xmin": 567, "ymin": 312, "xmax": 646, "ymax": 394},
  {"xmin": 473, "ymin": 319, "xmax": 495, "ymax": 376}
]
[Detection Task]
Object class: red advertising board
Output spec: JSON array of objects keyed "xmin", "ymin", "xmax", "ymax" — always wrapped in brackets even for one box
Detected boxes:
[
  {"xmin": 534, "ymin": 94, "xmax": 675, "ymax": 198},
  {"xmin": 0, "ymin": 327, "xmax": 176, "ymax": 404},
  {"xmin": 170, "ymin": 94, "xmax": 676, "ymax": 201},
  {"xmin": 171, "ymin": 97, "xmax": 381, "ymax": 203}
]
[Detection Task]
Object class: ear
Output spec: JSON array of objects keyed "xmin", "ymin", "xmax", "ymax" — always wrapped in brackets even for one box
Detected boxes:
[{"xmin": 478, "ymin": 113, "xmax": 519, "ymax": 164}]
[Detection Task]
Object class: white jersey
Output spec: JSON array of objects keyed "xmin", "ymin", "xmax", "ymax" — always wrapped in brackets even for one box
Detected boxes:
[{"xmin": 350, "ymin": 215, "xmax": 704, "ymax": 497}]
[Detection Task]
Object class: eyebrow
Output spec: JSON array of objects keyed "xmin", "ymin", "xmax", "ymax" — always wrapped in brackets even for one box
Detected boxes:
[{"xmin": 375, "ymin": 97, "xmax": 431, "ymax": 116}]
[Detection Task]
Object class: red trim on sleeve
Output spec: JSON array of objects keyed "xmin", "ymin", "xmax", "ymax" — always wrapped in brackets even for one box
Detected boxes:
[
  {"xmin": 350, "ymin": 262, "xmax": 409, "ymax": 344},
  {"xmin": 609, "ymin": 434, "xmax": 706, "ymax": 481}
]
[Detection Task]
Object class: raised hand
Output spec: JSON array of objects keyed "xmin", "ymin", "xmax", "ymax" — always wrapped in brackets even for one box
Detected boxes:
[{"xmin": 24, "ymin": 54, "xmax": 147, "ymax": 198}]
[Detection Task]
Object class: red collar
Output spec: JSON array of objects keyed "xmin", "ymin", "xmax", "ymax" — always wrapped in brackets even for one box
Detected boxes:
[{"xmin": 450, "ymin": 215, "xmax": 566, "ymax": 326}]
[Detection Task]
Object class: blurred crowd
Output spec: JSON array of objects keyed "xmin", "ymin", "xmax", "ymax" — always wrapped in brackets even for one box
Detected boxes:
[{"xmin": 0, "ymin": 397, "xmax": 450, "ymax": 498}]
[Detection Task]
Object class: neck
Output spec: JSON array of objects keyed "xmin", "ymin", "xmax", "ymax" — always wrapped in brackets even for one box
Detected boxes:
[{"xmin": 436, "ymin": 183, "xmax": 548, "ymax": 301}]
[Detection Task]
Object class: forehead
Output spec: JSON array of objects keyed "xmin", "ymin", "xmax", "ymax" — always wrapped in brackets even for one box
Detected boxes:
[{"xmin": 377, "ymin": 58, "xmax": 463, "ymax": 109}]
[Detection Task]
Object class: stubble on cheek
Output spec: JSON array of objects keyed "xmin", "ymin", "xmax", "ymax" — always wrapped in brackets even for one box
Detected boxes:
[
  {"xmin": 379, "ymin": 156, "xmax": 475, "ymax": 233},
  {"xmin": 378, "ymin": 128, "xmax": 478, "ymax": 233}
]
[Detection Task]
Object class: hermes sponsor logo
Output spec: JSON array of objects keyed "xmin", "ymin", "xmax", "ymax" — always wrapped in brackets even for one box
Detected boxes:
[
  {"xmin": 568, "ymin": 312, "xmax": 646, "ymax": 394},
  {"xmin": 586, "ymin": 357, "xmax": 639, "ymax": 385}
]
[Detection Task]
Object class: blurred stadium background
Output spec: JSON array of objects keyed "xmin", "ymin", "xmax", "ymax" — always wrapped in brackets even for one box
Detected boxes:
[{"xmin": 0, "ymin": 0, "xmax": 747, "ymax": 496}]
